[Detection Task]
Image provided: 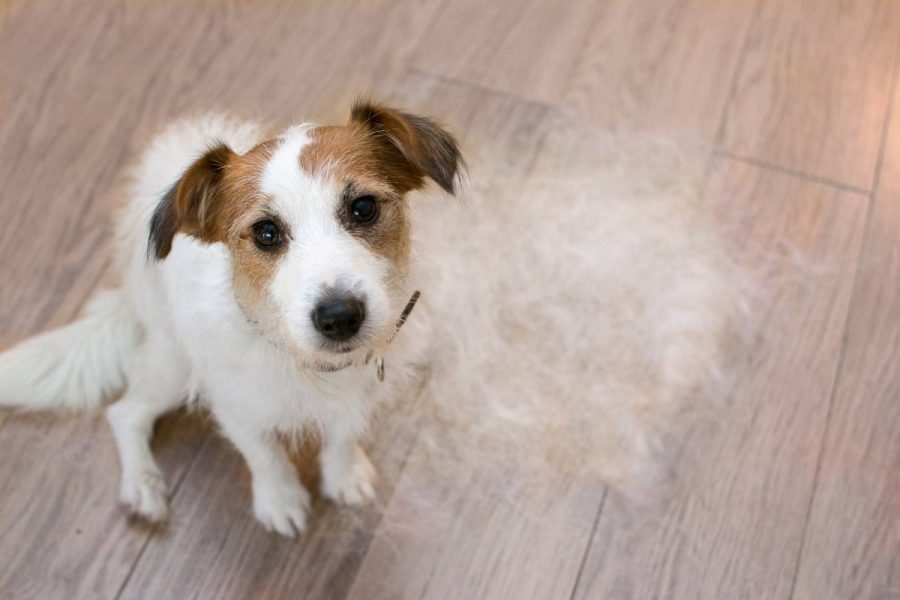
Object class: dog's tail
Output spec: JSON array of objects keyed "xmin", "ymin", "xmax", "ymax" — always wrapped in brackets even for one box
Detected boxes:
[{"xmin": 0, "ymin": 289, "xmax": 142, "ymax": 412}]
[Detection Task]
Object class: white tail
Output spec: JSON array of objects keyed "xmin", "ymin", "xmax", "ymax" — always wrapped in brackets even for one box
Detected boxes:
[{"xmin": 0, "ymin": 289, "xmax": 142, "ymax": 411}]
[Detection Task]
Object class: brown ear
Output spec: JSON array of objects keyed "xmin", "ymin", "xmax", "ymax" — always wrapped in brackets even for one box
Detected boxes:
[
  {"xmin": 148, "ymin": 143, "xmax": 236, "ymax": 260},
  {"xmin": 350, "ymin": 100, "xmax": 463, "ymax": 194}
]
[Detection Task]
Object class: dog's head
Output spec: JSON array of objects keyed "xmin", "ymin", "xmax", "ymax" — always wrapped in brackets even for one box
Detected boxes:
[{"xmin": 148, "ymin": 100, "xmax": 462, "ymax": 366}]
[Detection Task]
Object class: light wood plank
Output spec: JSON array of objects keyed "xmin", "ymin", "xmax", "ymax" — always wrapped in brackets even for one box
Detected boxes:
[
  {"xmin": 564, "ymin": 0, "xmax": 756, "ymax": 141},
  {"xmin": 573, "ymin": 158, "xmax": 868, "ymax": 599},
  {"xmin": 116, "ymin": 76, "xmax": 551, "ymax": 599},
  {"xmin": 791, "ymin": 73, "xmax": 900, "ymax": 600},
  {"xmin": 719, "ymin": 0, "xmax": 900, "ymax": 189},
  {"xmin": 409, "ymin": 0, "xmax": 597, "ymax": 105}
]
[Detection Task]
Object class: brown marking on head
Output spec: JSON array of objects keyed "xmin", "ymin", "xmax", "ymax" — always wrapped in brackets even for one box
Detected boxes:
[
  {"xmin": 299, "ymin": 100, "xmax": 462, "ymax": 266},
  {"xmin": 349, "ymin": 100, "xmax": 463, "ymax": 194}
]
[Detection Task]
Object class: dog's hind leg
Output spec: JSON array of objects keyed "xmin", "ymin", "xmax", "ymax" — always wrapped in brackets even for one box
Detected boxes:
[{"xmin": 105, "ymin": 335, "xmax": 188, "ymax": 522}]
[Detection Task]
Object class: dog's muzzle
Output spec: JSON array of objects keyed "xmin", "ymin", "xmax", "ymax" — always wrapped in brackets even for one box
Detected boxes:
[{"xmin": 310, "ymin": 290, "xmax": 420, "ymax": 382}]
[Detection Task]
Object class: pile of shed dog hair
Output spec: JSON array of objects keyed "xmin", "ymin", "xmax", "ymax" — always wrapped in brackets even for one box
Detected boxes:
[{"xmin": 397, "ymin": 114, "xmax": 745, "ymax": 500}]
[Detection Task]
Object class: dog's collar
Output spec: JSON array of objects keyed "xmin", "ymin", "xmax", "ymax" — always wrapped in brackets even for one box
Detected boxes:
[{"xmin": 312, "ymin": 291, "xmax": 420, "ymax": 381}]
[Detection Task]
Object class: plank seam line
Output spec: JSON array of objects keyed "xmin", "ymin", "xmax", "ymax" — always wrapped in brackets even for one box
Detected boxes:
[
  {"xmin": 713, "ymin": 148, "xmax": 871, "ymax": 196},
  {"xmin": 567, "ymin": 489, "xmax": 608, "ymax": 600}
]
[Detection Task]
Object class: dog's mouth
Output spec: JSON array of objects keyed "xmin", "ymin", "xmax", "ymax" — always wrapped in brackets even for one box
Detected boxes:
[
  {"xmin": 317, "ymin": 335, "xmax": 370, "ymax": 356},
  {"xmin": 312, "ymin": 357, "xmax": 356, "ymax": 372},
  {"xmin": 306, "ymin": 337, "xmax": 372, "ymax": 371}
]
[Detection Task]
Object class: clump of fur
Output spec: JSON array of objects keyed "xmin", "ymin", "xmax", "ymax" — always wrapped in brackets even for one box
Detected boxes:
[{"xmin": 401, "ymin": 117, "xmax": 746, "ymax": 500}]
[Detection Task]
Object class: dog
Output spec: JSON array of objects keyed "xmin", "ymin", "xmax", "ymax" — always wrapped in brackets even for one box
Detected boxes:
[{"xmin": 0, "ymin": 100, "xmax": 462, "ymax": 537}]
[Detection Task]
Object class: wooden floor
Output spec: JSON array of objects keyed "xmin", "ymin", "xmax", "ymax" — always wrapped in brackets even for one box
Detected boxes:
[{"xmin": 1, "ymin": 1, "xmax": 899, "ymax": 598}]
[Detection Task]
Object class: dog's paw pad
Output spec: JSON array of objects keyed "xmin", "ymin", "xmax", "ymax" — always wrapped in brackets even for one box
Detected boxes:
[
  {"xmin": 322, "ymin": 449, "xmax": 377, "ymax": 507},
  {"xmin": 253, "ymin": 480, "xmax": 310, "ymax": 538},
  {"xmin": 120, "ymin": 469, "xmax": 169, "ymax": 522}
]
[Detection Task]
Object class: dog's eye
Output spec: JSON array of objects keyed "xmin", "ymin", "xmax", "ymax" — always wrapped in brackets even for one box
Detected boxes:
[
  {"xmin": 252, "ymin": 220, "xmax": 282, "ymax": 249},
  {"xmin": 350, "ymin": 195, "xmax": 379, "ymax": 225}
]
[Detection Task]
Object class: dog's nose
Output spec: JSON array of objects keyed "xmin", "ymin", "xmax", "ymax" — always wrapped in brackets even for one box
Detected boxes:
[{"xmin": 312, "ymin": 296, "xmax": 366, "ymax": 341}]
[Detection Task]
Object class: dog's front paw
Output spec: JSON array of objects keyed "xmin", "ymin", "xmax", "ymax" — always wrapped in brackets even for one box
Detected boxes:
[
  {"xmin": 252, "ymin": 478, "xmax": 310, "ymax": 538},
  {"xmin": 120, "ymin": 468, "xmax": 169, "ymax": 522},
  {"xmin": 321, "ymin": 447, "xmax": 377, "ymax": 507}
]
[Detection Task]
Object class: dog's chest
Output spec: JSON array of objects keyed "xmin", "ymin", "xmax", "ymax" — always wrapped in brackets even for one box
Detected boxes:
[{"xmin": 200, "ymin": 343, "xmax": 376, "ymax": 432}]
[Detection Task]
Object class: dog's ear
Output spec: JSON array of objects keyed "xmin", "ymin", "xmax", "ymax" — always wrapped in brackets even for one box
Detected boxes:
[
  {"xmin": 149, "ymin": 143, "xmax": 236, "ymax": 260},
  {"xmin": 350, "ymin": 100, "xmax": 463, "ymax": 194}
]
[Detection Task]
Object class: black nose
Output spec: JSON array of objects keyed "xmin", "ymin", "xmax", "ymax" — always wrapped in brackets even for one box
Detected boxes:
[{"xmin": 312, "ymin": 296, "xmax": 366, "ymax": 341}]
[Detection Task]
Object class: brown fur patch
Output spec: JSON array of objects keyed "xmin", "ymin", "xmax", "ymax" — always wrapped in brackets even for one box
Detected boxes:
[
  {"xmin": 349, "ymin": 100, "xmax": 463, "ymax": 194},
  {"xmin": 300, "ymin": 101, "xmax": 463, "ymax": 195},
  {"xmin": 218, "ymin": 141, "xmax": 287, "ymax": 313}
]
